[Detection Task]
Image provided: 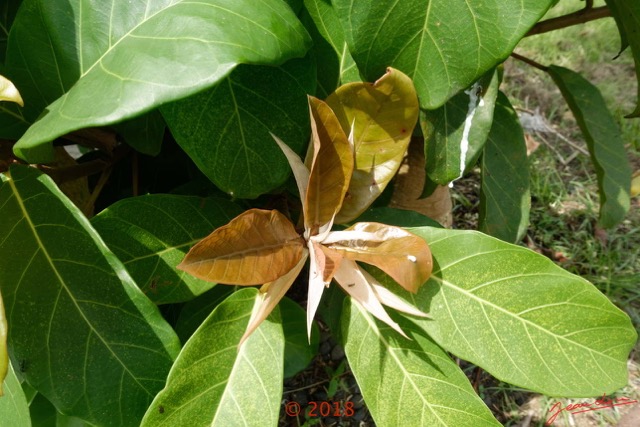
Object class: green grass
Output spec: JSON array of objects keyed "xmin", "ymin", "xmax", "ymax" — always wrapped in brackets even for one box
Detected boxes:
[
  {"xmin": 502, "ymin": 0, "xmax": 640, "ymax": 306},
  {"xmin": 491, "ymin": 3, "xmax": 640, "ymax": 425}
]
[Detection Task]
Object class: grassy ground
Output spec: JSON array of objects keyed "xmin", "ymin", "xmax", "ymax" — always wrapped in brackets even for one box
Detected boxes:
[{"xmin": 490, "ymin": 0, "xmax": 640, "ymax": 425}]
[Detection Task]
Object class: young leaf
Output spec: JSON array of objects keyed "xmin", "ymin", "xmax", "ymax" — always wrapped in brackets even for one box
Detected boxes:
[
  {"xmin": 548, "ymin": 65, "xmax": 632, "ymax": 228},
  {"xmin": 327, "ymin": 68, "xmax": 419, "ymax": 223},
  {"xmin": 178, "ymin": 209, "xmax": 305, "ymax": 285},
  {"xmin": 9, "ymin": 0, "xmax": 311, "ymax": 163},
  {"xmin": 406, "ymin": 227, "xmax": 637, "ymax": 397},
  {"xmin": 0, "ymin": 165, "xmax": 181, "ymax": 427},
  {"xmin": 141, "ymin": 288, "xmax": 284, "ymax": 427},
  {"xmin": 0, "ymin": 74, "xmax": 22, "ymax": 106},
  {"xmin": 240, "ymin": 254, "xmax": 307, "ymax": 345},
  {"xmin": 342, "ymin": 298, "xmax": 501, "ymax": 426},
  {"xmin": 324, "ymin": 222, "xmax": 432, "ymax": 293},
  {"xmin": 332, "ymin": 0, "xmax": 554, "ymax": 109},
  {"xmin": 162, "ymin": 56, "xmax": 315, "ymax": 199},
  {"xmin": 422, "ymin": 70, "xmax": 500, "ymax": 184},
  {"xmin": 91, "ymin": 195, "xmax": 243, "ymax": 304},
  {"xmin": 0, "ymin": 364, "xmax": 30, "ymax": 426},
  {"xmin": 479, "ymin": 92, "xmax": 530, "ymax": 243},
  {"xmin": 305, "ymin": 96, "xmax": 353, "ymax": 232}
]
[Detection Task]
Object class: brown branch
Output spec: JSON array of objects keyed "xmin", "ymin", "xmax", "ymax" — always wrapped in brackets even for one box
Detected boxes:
[
  {"xmin": 510, "ymin": 52, "xmax": 548, "ymax": 72},
  {"xmin": 526, "ymin": 5, "xmax": 610, "ymax": 37}
]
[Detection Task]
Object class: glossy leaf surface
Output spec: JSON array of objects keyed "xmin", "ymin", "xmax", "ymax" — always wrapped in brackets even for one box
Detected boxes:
[
  {"xmin": 548, "ymin": 65, "xmax": 631, "ymax": 228},
  {"xmin": 162, "ymin": 57, "xmax": 315, "ymax": 198},
  {"xmin": 332, "ymin": 0, "xmax": 553, "ymax": 108},
  {"xmin": 305, "ymin": 96, "xmax": 353, "ymax": 231},
  {"xmin": 327, "ymin": 68, "xmax": 419, "ymax": 223},
  {"xmin": 9, "ymin": 0, "xmax": 311, "ymax": 163},
  {"xmin": 407, "ymin": 227, "xmax": 637, "ymax": 397},
  {"xmin": 141, "ymin": 288, "xmax": 284, "ymax": 427},
  {"xmin": 178, "ymin": 209, "xmax": 304, "ymax": 285},
  {"xmin": 422, "ymin": 70, "xmax": 500, "ymax": 184},
  {"xmin": 92, "ymin": 195, "xmax": 243, "ymax": 304},
  {"xmin": 0, "ymin": 364, "xmax": 30, "ymax": 426},
  {"xmin": 0, "ymin": 165, "xmax": 180, "ymax": 426},
  {"xmin": 479, "ymin": 92, "xmax": 530, "ymax": 243},
  {"xmin": 326, "ymin": 222, "xmax": 432, "ymax": 293},
  {"xmin": 342, "ymin": 298, "xmax": 500, "ymax": 426}
]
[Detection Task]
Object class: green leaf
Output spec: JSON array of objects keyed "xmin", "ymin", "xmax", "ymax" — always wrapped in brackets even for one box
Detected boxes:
[
  {"xmin": 281, "ymin": 297, "xmax": 319, "ymax": 378},
  {"xmin": 407, "ymin": 227, "xmax": 637, "ymax": 397},
  {"xmin": 548, "ymin": 65, "xmax": 632, "ymax": 228},
  {"xmin": 341, "ymin": 297, "xmax": 500, "ymax": 426},
  {"xmin": 604, "ymin": 0, "xmax": 640, "ymax": 117},
  {"xmin": 0, "ymin": 0, "xmax": 20, "ymax": 64},
  {"xmin": 162, "ymin": 56, "xmax": 315, "ymax": 198},
  {"xmin": 0, "ymin": 364, "xmax": 30, "ymax": 426},
  {"xmin": 479, "ymin": 92, "xmax": 530, "ymax": 243},
  {"xmin": 422, "ymin": 70, "xmax": 500, "ymax": 184},
  {"xmin": 141, "ymin": 288, "xmax": 284, "ymax": 427},
  {"xmin": 175, "ymin": 286, "xmax": 234, "ymax": 344},
  {"xmin": 0, "ymin": 290, "xmax": 7, "ymax": 395},
  {"xmin": 332, "ymin": 0, "xmax": 553, "ymax": 109},
  {"xmin": 28, "ymin": 393, "xmax": 57, "ymax": 427},
  {"xmin": 0, "ymin": 165, "xmax": 181, "ymax": 426},
  {"xmin": 9, "ymin": 0, "xmax": 311, "ymax": 163},
  {"xmin": 114, "ymin": 110, "xmax": 166, "ymax": 157},
  {"xmin": 302, "ymin": 0, "xmax": 359, "ymax": 97},
  {"xmin": 91, "ymin": 194, "xmax": 243, "ymax": 304}
]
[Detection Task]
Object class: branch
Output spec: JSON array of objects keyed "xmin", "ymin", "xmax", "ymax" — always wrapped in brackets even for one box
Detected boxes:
[
  {"xmin": 510, "ymin": 52, "xmax": 548, "ymax": 72},
  {"xmin": 526, "ymin": 5, "xmax": 610, "ymax": 37}
]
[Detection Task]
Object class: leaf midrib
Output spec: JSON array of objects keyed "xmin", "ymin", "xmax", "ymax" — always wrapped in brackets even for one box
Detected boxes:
[
  {"xmin": 434, "ymin": 275, "xmax": 625, "ymax": 366},
  {"xmin": 7, "ymin": 174, "xmax": 154, "ymax": 396}
]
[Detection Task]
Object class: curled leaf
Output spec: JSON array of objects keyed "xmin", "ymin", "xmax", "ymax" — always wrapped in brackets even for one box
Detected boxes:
[
  {"xmin": 333, "ymin": 259, "xmax": 408, "ymax": 338},
  {"xmin": 178, "ymin": 209, "xmax": 305, "ymax": 285},
  {"xmin": 324, "ymin": 222, "xmax": 432, "ymax": 293},
  {"xmin": 240, "ymin": 253, "xmax": 308, "ymax": 347},
  {"xmin": 0, "ymin": 75, "xmax": 23, "ymax": 106},
  {"xmin": 305, "ymin": 96, "xmax": 353, "ymax": 234},
  {"xmin": 327, "ymin": 68, "xmax": 419, "ymax": 223}
]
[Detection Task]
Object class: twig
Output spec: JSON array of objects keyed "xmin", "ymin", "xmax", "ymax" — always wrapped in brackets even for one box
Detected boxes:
[
  {"xmin": 510, "ymin": 52, "xmax": 548, "ymax": 72},
  {"xmin": 526, "ymin": 5, "xmax": 610, "ymax": 37}
]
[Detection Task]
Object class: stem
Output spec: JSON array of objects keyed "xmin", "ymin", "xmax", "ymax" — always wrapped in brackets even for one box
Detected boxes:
[
  {"xmin": 510, "ymin": 52, "xmax": 549, "ymax": 72},
  {"xmin": 526, "ymin": 5, "xmax": 611, "ymax": 37}
]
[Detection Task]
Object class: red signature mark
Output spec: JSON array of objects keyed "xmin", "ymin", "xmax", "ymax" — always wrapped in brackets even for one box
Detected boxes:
[{"xmin": 545, "ymin": 394, "xmax": 638, "ymax": 425}]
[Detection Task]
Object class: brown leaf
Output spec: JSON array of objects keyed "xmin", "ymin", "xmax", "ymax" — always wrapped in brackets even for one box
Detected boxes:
[
  {"xmin": 324, "ymin": 222, "xmax": 432, "ymax": 293},
  {"xmin": 239, "ymin": 253, "xmax": 308, "ymax": 347},
  {"xmin": 305, "ymin": 96, "xmax": 353, "ymax": 234},
  {"xmin": 327, "ymin": 68, "xmax": 419, "ymax": 223},
  {"xmin": 178, "ymin": 209, "xmax": 304, "ymax": 285},
  {"xmin": 333, "ymin": 259, "xmax": 408, "ymax": 338}
]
